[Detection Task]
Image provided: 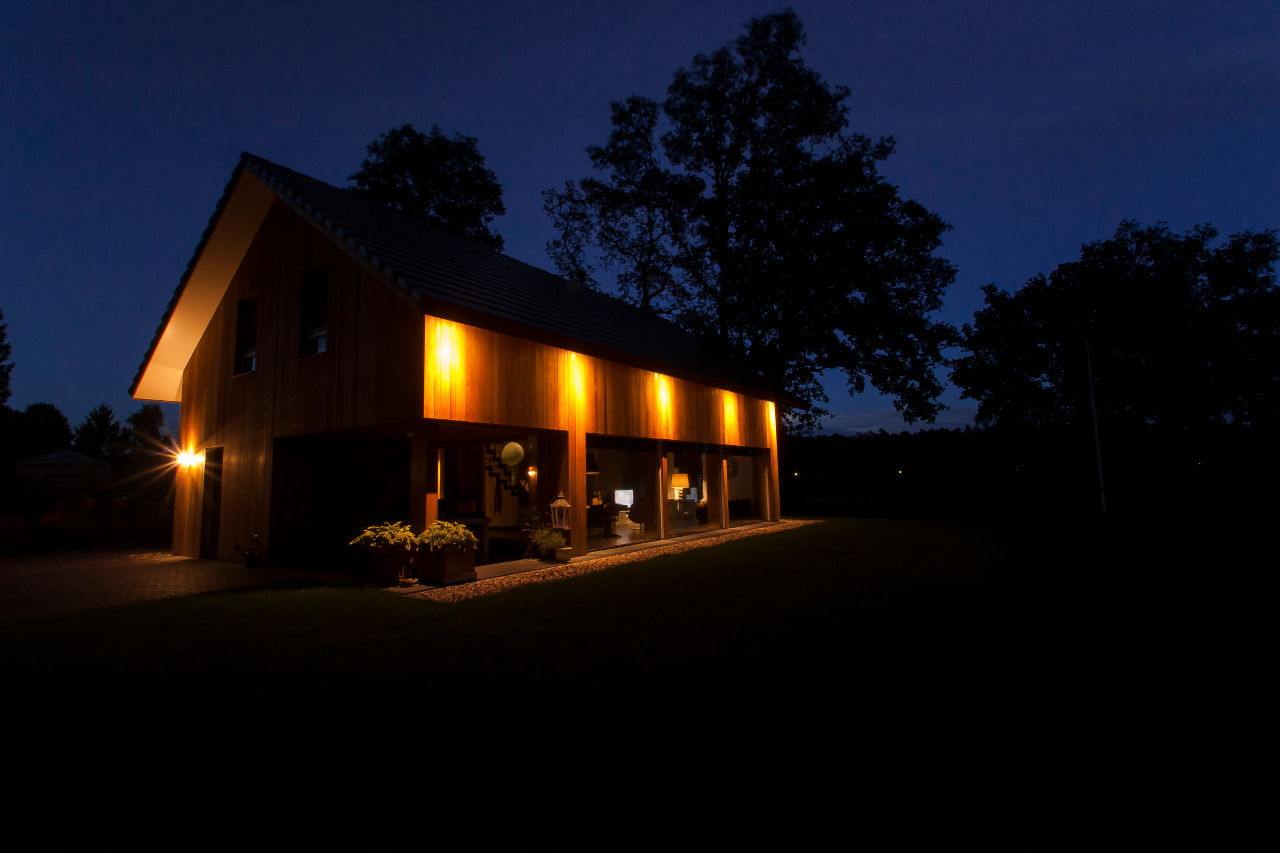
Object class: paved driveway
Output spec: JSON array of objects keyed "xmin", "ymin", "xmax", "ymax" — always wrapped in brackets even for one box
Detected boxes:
[{"xmin": 0, "ymin": 550, "xmax": 350, "ymax": 622}]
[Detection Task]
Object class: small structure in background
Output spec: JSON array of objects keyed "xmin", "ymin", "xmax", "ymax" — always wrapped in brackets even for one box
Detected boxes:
[{"xmin": 15, "ymin": 450, "xmax": 110, "ymax": 508}]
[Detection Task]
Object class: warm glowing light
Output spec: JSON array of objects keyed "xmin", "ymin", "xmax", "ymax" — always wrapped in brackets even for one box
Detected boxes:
[
  {"xmin": 570, "ymin": 352, "xmax": 586, "ymax": 417},
  {"xmin": 433, "ymin": 320, "xmax": 461, "ymax": 384},
  {"xmin": 527, "ymin": 466, "xmax": 537, "ymax": 477},
  {"xmin": 425, "ymin": 317, "xmax": 467, "ymax": 419},
  {"xmin": 721, "ymin": 391, "xmax": 741, "ymax": 446},
  {"xmin": 654, "ymin": 373, "xmax": 673, "ymax": 437},
  {"xmin": 176, "ymin": 450, "xmax": 202, "ymax": 468}
]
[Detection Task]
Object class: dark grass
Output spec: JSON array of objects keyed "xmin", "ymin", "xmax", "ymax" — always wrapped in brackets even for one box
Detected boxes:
[{"xmin": 2, "ymin": 514, "xmax": 1277, "ymax": 842}]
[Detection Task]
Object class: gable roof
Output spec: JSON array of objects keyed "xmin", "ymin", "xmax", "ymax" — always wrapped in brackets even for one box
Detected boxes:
[{"xmin": 132, "ymin": 152, "xmax": 784, "ymax": 404}]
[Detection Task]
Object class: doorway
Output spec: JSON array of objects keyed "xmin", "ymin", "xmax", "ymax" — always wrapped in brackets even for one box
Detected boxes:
[{"xmin": 199, "ymin": 446, "xmax": 223, "ymax": 558}]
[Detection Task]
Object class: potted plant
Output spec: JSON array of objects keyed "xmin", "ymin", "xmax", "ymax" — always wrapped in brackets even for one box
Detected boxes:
[
  {"xmin": 523, "ymin": 511, "xmax": 566, "ymax": 560},
  {"xmin": 416, "ymin": 520, "xmax": 479, "ymax": 585},
  {"xmin": 348, "ymin": 521, "xmax": 416, "ymax": 586},
  {"xmin": 532, "ymin": 527, "xmax": 566, "ymax": 560}
]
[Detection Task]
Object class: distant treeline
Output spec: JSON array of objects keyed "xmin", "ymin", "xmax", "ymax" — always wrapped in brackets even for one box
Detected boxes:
[
  {"xmin": 0, "ymin": 401, "xmax": 175, "ymax": 553},
  {"xmin": 779, "ymin": 423, "xmax": 1278, "ymax": 516}
]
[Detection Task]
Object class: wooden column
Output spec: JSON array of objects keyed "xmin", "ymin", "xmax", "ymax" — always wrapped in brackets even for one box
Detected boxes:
[
  {"xmin": 658, "ymin": 447, "xmax": 669, "ymax": 540},
  {"xmin": 410, "ymin": 421, "xmax": 440, "ymax": 532},
  {"xmin": 719, "ymin": 453, "xmax": 730, "ymax": 529},
  {"xmin": 765, "ymin": 449, "xmax": 781, "ymax": 522},
  {"xmin": 568, "ymin": 424, "xmax": 588, "ymax": 556}
]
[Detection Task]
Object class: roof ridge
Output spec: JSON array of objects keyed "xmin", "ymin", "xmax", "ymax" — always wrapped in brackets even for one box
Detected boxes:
[{"xmin": 134, "ymin": 152, "xmax": 782, "ymax": 404}]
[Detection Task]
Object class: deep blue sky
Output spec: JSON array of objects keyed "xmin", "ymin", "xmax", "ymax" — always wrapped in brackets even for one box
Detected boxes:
[{"xmin": 2, "ymin": 0, "xmax": 1276, "ymax": 436}]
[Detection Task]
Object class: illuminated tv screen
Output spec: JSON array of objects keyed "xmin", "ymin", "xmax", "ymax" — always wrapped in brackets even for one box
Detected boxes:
[{"xmin": 614, "ymin": 489, "xmax": 634, "ymax": 507}]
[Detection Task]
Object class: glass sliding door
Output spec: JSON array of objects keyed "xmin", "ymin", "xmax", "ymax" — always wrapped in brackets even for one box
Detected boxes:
[
  {"xmin": 664, "ymin": 443, "xmax": 724, "ymax": 536},
  {"xmin": 725, "ymin": 448, "xmax": 766, "ymax": 526},
  {"xmin": 585, "ymin": 435, "xmax": 661, "ymax": 550}
]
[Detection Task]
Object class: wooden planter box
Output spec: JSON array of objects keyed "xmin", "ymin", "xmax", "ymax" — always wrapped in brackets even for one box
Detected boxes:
[
  {"xmin": 353, "ymin": 547, "xmax": 412, "ymax": 587},
  {"xmin": 417, "ymin": 546, "xmax": 477, "ymax": 586}
]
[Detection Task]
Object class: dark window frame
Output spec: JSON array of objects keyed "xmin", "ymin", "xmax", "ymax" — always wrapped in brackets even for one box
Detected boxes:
[
  {"xmin": 233, "ymin": 297, "xmax": 258, "ymax": 375},
  {"xmin": 298, "ymin": 269, "xmax": 329, "ymax": 357}
]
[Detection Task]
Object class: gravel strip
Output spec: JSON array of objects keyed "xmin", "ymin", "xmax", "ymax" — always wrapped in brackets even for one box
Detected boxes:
[{"xmin": 407, "ymin": 519, "xmax": 819, "ymax": 603}]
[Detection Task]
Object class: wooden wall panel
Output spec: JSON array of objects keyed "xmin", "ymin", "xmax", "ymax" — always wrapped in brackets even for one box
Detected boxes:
[
  {"xmin": 422, "ymin": 315, "xmax": 777, "ymax": 450},
  {"xmin": 175, "ymin": 200, "xmax": 423, "ymax": 558}
]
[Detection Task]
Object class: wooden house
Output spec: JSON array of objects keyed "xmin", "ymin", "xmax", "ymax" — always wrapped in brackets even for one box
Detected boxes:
[{"xmin": 131, "ymin": 154, "xmax": 782, "ymax": 566}]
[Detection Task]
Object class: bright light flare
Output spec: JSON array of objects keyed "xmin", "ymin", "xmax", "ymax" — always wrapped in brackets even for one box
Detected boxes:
[{"xmin": 175, "ymin": 450, "xmax": 203, "ymax": 468}]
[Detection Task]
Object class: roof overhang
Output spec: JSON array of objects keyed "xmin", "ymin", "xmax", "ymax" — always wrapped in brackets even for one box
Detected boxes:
[{"xmin": 131, "ymin": 169, "xmax": 275, "ymax": 401}]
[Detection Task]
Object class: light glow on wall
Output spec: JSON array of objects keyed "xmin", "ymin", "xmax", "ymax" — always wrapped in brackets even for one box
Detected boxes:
[
  {"xmin": 570, "ymin": 352, "xmax": 586, "ymax": 420},
  {"xmin": 722, "ymin": 391, "xmax": 741, "ymax": 447},
  {"xmin": 654, "ymin": 372, "xmax": 673, "ymax": 438},
  {"xmin": 433, "ymin": 319, "xmax": 462, "ymax": 385},
  {"xmin": 425, "ymin": 316, "xmax": 468, "ymax": 419}
]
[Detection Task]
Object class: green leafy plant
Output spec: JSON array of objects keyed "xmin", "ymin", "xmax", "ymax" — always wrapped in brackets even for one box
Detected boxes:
[
  {"xmin": 533, "ymin": 527, "xmax": 565, "ymax": 554},
  {"xmin": 417, "ymin": 520, "xmax": 478, "ymax": 552},
  {"xmin": 523, "ymin": 511, "xmax": 565, "ymax": 558},
  {"xmin": 348, "ymin": 521, "xmax": 417, "ymax": 550}
]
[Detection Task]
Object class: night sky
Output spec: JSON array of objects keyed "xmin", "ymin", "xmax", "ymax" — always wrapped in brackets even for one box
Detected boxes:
[{"xmin": 2, "ymin": 0, "xmax": 1276, "ymax": 436}]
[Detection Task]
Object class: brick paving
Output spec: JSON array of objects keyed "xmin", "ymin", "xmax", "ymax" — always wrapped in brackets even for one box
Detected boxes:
[{"xmin": 0, "ymin": 550, "xmax": 350, "ymax": 622}]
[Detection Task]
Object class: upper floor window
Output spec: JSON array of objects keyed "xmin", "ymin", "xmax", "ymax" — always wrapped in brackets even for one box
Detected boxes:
[
  {"xmin": 233, "ymin": 297, "xmax": 257, "ymax": 375},
  {"xmin": 299, "ymin": 269, "xmax": 328, "ymax": 356}
]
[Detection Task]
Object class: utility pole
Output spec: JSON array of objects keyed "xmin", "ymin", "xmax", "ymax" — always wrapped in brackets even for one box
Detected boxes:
[{"xmin": 1085, "ymin": 341, "xmax": 1107, "ymax": 514}]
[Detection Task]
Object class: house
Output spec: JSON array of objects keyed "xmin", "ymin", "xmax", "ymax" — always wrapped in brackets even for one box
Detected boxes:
[{"xmin": 131, "ymin": 153, "xmax": 783, "ymax": 566}]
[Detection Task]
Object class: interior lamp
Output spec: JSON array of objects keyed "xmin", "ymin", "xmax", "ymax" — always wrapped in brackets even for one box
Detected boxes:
[{"xmin": 670, "ymin": 473, "xmax": 690, "ymax": 499}]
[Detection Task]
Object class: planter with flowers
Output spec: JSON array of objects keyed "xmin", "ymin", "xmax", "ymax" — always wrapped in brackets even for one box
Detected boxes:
[
  {"xmin": 416, "ymin": 521, "xmax": 479, "ymax": 586},
  {"xmin": 348, "ymin": 521, "xmax": 417, "ymax": 586}
]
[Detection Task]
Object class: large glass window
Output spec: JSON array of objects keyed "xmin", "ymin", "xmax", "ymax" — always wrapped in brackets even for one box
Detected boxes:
[
  {"xmin": 665, "ymin": 443, "xmax": 724, "ymax": 536},
  {"xmin": 438, "ymin": 432, "xmax": 541, "ymax": 564},
  {"xmin": 585, "ymin": 436, "xmax": 661, "ymax": 550},
  {"xmin": 725, "ymin": 449, "xmax": 766, "ymax": 526}
]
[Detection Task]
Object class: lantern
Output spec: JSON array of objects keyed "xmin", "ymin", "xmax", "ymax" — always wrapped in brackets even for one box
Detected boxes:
[{"xmin": 550, "ymin": 492, "xmax": 571, "ymax": 529}]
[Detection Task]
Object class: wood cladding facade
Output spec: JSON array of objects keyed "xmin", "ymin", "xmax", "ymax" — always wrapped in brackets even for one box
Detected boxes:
[
  {"xmin": 173, "ymin": 199, "xmax": 423, "ymax": 559},
  {"xmin": 170, "ymin": 197, "xmax": 779, "ymax": 561}
]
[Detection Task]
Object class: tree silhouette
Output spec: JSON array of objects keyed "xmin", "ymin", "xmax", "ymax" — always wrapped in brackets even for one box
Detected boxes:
[
  {"xmin": 124, "ymin": 403, "xmax": 167, "ymax": 459},
  {"xmin": 0, "ymin": 307, "xmax": 12, "ymax": 407},
  {"xmin": 953, "ymin": 221, "xmax": 1280, "ymax": 430},
  {"xmin": 544, "ymin": 11, "xmax": 955, "ymax": 430},
  {"xmin": 350, "ymin": 124, "xmax": 506, "ymax": 250},
  {"xmin": 73, "ymin": 404, "xmax": 124, "ymax": 461},
  {"xmin": 15, "ymin": 402, "xmax": 73, "ymax": 460}
]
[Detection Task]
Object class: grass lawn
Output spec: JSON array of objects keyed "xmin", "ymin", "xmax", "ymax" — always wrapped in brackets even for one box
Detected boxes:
[{"xmin": 1, "ymin": 514, "xmax": 1276, "ymax": 841}]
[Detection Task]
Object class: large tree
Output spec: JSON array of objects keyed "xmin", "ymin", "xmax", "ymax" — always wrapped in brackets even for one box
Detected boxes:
[
  {"xmin": 544, "ymin": 11, "xmax": 956, "ymax": 430},
  {"xmin": 952, "ymin": 220, "xmax": 1280, "ymax": 430},
  {"xmin": 0, "ymin": 307, "xmax": 12, "ymax": 407},
  {"xmin": 350, "ymin": 123, "xmax": 506, "ymax": 250}
]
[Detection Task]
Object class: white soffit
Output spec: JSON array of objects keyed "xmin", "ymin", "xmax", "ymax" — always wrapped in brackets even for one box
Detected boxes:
[{"xmin": 132, "ymin": 172, "xmax": 275, "ymax": 401}]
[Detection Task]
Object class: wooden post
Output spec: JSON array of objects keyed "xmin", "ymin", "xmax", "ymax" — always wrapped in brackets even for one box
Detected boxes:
[
  {"xmin": 410, "ymin": 421, "xmax": 440, "ymax": 532},
  {"xmin": 568, "ymin": 424, "xmax": 588, "ymax": 556},
  {"xmin": 720, "ymin": 453, "xmax": 730, "ymax": 529},
  {"xmin": 658, "ymin": 447, "xmax": 669, "ymax": 540}
]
